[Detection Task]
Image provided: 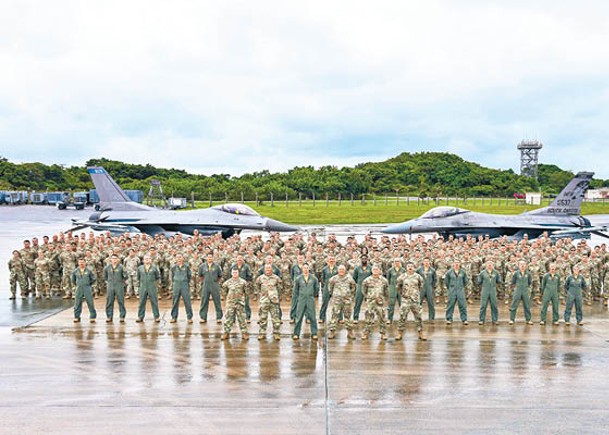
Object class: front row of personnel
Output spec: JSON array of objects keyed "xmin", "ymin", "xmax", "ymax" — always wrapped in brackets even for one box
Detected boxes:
[{"xmin": 70, "ymin": 253, "xmax": 588, "ymax": 341}]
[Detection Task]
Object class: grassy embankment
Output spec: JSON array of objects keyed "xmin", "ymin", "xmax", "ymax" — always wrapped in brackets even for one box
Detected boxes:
[{"xmin": 190, "ymin": 198, "xmax": 609, "ymax": 225}]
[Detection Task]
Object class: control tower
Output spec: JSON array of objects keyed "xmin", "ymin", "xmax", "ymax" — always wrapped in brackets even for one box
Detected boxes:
[{"xmin": 517, "ymin": 139, "xmax": 543, "ymax": 180}]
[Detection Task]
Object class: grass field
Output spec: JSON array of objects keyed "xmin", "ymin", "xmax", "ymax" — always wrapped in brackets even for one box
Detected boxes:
[{"xmin": 191, "ymin": 198, "xmax": 609, "ymax": 225}]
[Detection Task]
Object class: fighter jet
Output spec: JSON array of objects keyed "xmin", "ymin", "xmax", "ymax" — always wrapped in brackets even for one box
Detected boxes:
[
  {"xmin": 69, "ymin": 167, "xmax": 299, "ymax": 237},
  {"xmin": 382, "ymin": 172, "xmax": 609, "ymax": 240}
]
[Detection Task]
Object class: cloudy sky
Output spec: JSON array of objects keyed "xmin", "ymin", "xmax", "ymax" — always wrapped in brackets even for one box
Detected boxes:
[{"xmin": 2, "ymin": 0, "xmax": 609, "ymax": 177}]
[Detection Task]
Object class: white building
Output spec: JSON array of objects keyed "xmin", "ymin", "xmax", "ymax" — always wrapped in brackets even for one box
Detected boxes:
[
  {"xmin": 526, "ymin": 192, "xmax": 542, "ymax": 205},
  {"xmin": 586, "ymin": 188, "xmax": 609, "ymax": 201}
]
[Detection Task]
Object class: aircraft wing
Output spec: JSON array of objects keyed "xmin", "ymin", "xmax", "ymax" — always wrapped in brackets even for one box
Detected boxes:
[{"xmin": 549, "ymin": 226, "xmax": 609, "ymax": 239}]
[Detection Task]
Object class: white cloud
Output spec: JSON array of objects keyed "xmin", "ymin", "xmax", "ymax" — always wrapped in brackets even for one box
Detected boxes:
[{"xmin": 1, "ymin": 0, "xmax": 609, "ymax": 177}]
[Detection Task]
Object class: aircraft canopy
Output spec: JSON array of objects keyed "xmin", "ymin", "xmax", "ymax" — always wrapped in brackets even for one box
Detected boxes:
[
  {"xmin": 420, "ymin": 206, "xmax": 469, "ymax": 219},
  {"xmin": 213, "ymin": 203, "xmax": 260, "ymax": 216}
]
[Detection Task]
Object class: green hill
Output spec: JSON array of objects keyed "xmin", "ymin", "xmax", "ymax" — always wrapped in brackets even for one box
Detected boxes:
[{"xmin": 0, "ymin": 153, "xmax": 606, "ymax": 200}]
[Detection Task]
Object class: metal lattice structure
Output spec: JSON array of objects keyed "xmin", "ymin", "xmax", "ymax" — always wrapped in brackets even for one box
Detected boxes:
[
  {"xmin": 517, "ymin": 140, "xmax": 543, "ymax": 180},
  {"xmin": 146, "ymin": 179, "xmax": 166, "ymax": 207}
]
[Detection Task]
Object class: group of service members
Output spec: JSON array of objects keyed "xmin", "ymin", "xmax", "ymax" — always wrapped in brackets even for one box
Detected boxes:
[{"xmin": 8, "ymin": 230, "xmax": 609, "ymax": 341}]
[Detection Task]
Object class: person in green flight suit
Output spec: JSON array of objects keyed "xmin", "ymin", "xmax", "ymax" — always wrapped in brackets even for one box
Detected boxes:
[
  {"xmin": 352, "ymin": 255, "xmax": 372, "ymax": 323},
  {"xmin": 292, "ymin": 263, "xmax": 319, "ymax": 340},
  {"xmin": 103, "ymin": 254, "xmax": 127, "ymax": 323},
  {"xmin": 319, "ymin": 256, "xmax": 339, "ymax": 323},
  {"xmin": 540, "ymin": 263, "xmax": 561, "ymax": 325},
  {"xmin": 385, "ymin": 258, "xmax": 405, "ymax": 324},
  {"xmin": 199, "ymin": 253, "xmax": 223, "ymax": 323},
  {"xmin": 445, "ymin": 259, "xmax": 468, "ymax": 325},
  {"xmin": 136, "ymin": 254, "xmax": 161, "ymax": 323},
  {"xmin": 72, "ymin": 258, "xmax": 97, "ymax": 323},
  {"xmin": 289, "ymin": 255, "xmax": 305, "ymax": 323},
  {"xmin": 170, "ymin": 253, "xmax": 193, "ymax": 323},
  {"xmin": 477, "ymin": 260, "xmax": 501, "ymax": 325},
  {"xmin": 417, "ymin": 258, "xmax": 437, "ymax": 322},
  {"xmin": 564, "ymin": 264, "xmax": 587, "ymax": 326},
  {"xmin": 509, "ymin": 260, "xmax": 533, "ymax": 325}
]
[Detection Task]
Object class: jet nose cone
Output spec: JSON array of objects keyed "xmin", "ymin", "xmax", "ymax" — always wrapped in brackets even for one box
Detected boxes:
[
  {"xmin": 382, "ymin": 222, "xmax": 413, "ymax": 234},
  {"xmin": 265, "ymin": 218, "xmax": 299, "ymax": 232}
]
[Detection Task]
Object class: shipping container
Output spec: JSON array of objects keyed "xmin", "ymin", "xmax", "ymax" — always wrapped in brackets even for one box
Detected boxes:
[
  {"xmin": 47, "ymin": 192, "xmax": 70, "ymax": 205},
  {"xmin": 30, "ymin": 192, "xmax": 48, "ymax": 204}
]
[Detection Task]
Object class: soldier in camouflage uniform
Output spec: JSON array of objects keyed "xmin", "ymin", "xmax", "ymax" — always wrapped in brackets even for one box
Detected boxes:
[
  {"xmin": 45, "ymin": 244, "xmax": 61, "ymax": 295},
  {"xmin": 396, "ymin": 263, "xmax": 427, "ymax": 341},
  {"xmin": 20, "ymin": 240, "xmax": 37, "ymax": 296},
  {"xmin": 255, "ymin": 264, "xmax": 283, "ymax": 340},
  {"xmin": 8, "ymin": 250, "xmax": 27, "ymax": 300},
  {"xmin": 361, "ymin": 265, "xmax": 389, "ymax": 340},
  {"xmin": 528, "ymin": 256, "xmax": 542, "ymax": 305},
  {"xmin": 123, "ymin": 249, "xmax": 140, "ymax": 299},
  {"xmin": 589, "ymin": 251, "xmax": 602, "ymax": 302},
  {"xmin": 503, "ymin": 255, "xmax": 518, "ymax": 305},
  {"xmin": 555, "ymin": 255, "xmax": 571, "ymax": 304},
  {"xmin": 84, "ymin": 250, "xmax": 99, "ymax": 298},
  {"xmin": 59, "ymin": 243, "xmax": 78, "ymax": 299},
  {"xmin": 327, "ymin": 265, "xmax": 357, "ymax": 339},
  {"xmin": 231, "ymin": 255, "xmax": 253, "ymax": 322},
  {"xmin": 34, "ymin": 250, "xmax": 51, "ymax": 299},
  {"xmin": 461, "ymin": 252, "xmax": 474, "ymax": 304},
  {"xmin": 278, "ymin": 252, "xmax": 293, "ymax": 303},
  {"xmin": 577, "ymin": 255, "xmax": 594, "ymax": 305},
  {"xmin": 469, "ymin": 250, "xmax": 482, "ymax": 300},
  {"xmin": 221, "ymin": 268, "xmax": 249, "ymax": 340},
  {"xmin": 187, "ymin": 250, "xmax": 202, "ymax": 300},
  {"xmin": 491, "ymin": 252, "xmax": 505, "ymax": 301},
  {"xmin": 433, "ymin": 252, "xmax": 448, "ymax": 304}
]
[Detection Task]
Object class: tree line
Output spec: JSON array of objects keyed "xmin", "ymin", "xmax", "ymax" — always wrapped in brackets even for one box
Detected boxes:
[{"xmin": 0, "ymin": 153, "xmax": 606, "ymax": 200}]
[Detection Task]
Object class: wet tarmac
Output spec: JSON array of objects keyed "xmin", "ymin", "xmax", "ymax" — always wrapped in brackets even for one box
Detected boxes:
[{"xmin": 2, "ymin": 206, "xmax": 609, "ymax": 434}]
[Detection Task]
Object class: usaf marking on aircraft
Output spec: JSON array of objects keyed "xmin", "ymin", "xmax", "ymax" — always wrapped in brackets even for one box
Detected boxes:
[
  {"xmin": 382, "ymin": 172, "xmax": 609, "ymax": 240},
  {"xmin": 69, "ymin": 167, "xmax": 298, "ymax": 237}
]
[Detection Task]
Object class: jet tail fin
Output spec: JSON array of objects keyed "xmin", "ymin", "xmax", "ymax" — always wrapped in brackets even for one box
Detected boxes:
[
  {"xmin": 529, "ymin": 171, "xmax": 594, "ymax": 216},
  {"xmin": 87, "ymin": 167, "xmax": 151, "ymax": 211}
]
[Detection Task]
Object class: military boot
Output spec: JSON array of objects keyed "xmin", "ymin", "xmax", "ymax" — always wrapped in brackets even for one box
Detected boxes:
[
  {"xmin": 221, "ymin": 332, "xmax": 229, "ymax": 340},
  {"xmin": 380, "ymin": 334, "xmax": 387, "ymax": 341},
  {"xmin": 327, "ymin": 330, "xmax": 336, "ymax": 339},
  {"xmin": 418, "ymin": 331, "xmax": 427, "ymax": 341},
  {"xmin": 395, "ymin": 332, "xmax": 403, "ymax": 341},
  {"xmin": 361, "ymin": 333, "xmax": 368, "ymax": 340},
  {"xmin": 258, "ymin": 334, "xmax": 265, "ymax": 341},
  {"xmin": 242, "ymin": 332, "xmax": 249, "ymax": 340},
  {"xmin": 273, "ymin": 334, "xmax": 281, "ymax": 341},
  {"xmin": 347, "ymin": 330, "xmax": 355, "ymax": 340}
]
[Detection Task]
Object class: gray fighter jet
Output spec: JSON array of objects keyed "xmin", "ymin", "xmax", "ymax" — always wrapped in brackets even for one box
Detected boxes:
[
  {"xmin": 383, "ymin": 172, "xmax": 609, "ymax": 240},
  {"xmin": 69, "ymin": 167, "xmax": 298, "ymax": 237}
]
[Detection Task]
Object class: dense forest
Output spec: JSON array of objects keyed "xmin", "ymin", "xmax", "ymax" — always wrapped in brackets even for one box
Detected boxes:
[{"xmin": 0, "ymin": 153, "xmax": 606, "ymax": 200}]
